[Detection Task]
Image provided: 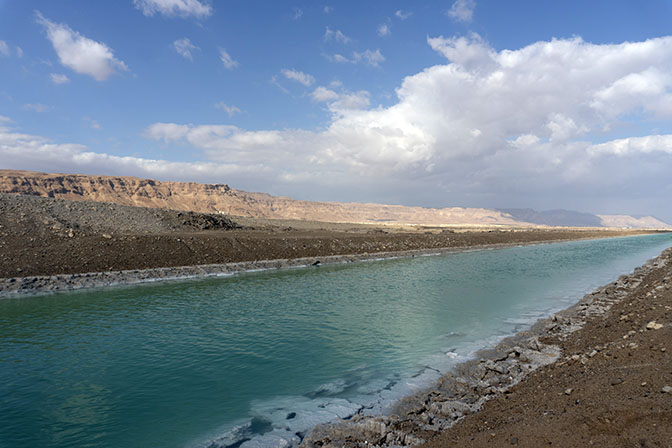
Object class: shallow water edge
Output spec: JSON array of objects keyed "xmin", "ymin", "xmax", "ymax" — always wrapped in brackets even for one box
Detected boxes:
[
  {"xmin": 0, "ymin": 234, "xmax": 650, "ymax": 298},
  {"xmin": 300, "ymin": 245, "xmax": 672, "ymax": 447}
]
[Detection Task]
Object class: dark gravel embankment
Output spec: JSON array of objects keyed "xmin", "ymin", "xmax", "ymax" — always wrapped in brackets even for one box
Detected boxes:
[{"xmin": 0, "ymin": 192, "xmax": 655, "ymax": 280}]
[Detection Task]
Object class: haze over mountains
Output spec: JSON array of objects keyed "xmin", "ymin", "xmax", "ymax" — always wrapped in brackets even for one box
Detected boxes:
[{"xmin": 0, "ymin": 170, "xmax": 669, "ymax": 229}]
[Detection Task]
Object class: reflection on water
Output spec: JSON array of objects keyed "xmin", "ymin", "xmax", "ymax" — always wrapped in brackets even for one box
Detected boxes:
[{"xmin": 0, "ymin": 233, "xmax": 669, "ymax": 447}]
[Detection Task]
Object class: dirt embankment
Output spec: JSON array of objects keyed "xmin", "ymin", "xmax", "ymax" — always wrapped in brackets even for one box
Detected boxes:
[
  {"xmin": 422, "ymin": 248, "xmax": 672, "ymax": 448},
  {"xmin": 0, "ymin": 193, "xmax": 653, "ymax": 280}
]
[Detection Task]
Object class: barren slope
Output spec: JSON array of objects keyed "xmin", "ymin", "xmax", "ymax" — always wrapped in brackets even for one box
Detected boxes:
[
  {"xmin": 0, "ymin": 170, "xmax": 668, "ymax": 228},
  {"xmin": 0, "ymin": 170, "xmax": 528, "ymax": 227}
]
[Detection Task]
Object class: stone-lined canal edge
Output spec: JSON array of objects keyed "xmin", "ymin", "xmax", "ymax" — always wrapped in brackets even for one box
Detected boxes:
[
  {"xmin": 0, "ymin": 237, "xmax": 624, "ymax": 297},
  {"xmin": 299, "ymin": 247, "xmax": 672, "ymax": 447}
]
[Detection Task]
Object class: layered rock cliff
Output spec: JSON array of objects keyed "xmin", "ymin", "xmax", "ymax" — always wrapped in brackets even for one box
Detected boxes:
[{"xmin": 0, "ymin": 170, "xmax": 668, "ymax": 228}]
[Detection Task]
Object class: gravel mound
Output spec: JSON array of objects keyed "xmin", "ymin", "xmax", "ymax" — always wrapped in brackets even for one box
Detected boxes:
[{"xmin": 0, "ymin": 192, "xmax": 240, "ymax": 237}]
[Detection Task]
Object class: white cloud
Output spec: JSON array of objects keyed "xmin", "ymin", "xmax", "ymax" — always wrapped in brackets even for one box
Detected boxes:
[
  {"xmin": 5, "ymin": 34, "xmax": 672, "ymax": 221},
  {"xmin": 144, "ymin": 123, "xmax": 191, "ymax": 142},
  {"xmin": 281, "ymin": 69, "xmax": 315, "ymax": 87},
  {"xmin": 0, "ymin": 40, "xmax": 10, "ymax": 57},
  {"xmin": 50, "ymin": 73, "xmax": 70, "ymax": 84},
  {"xmin": 0, "ymin": 120, "xmax": 258, "ymax": 186},
  {"xmin": 377, "ymin": 24, "xmax": 390, "ymax": 37},
  {"xmin": 324, "ymin": 53, "xmax": 351, "ymax": 63},
  {"xmin": 323, "ymin": 6, "xmax": 333, "ymax": 14},
  {"xmin": 395, "ymin": 10, "xmax": 412, "ymax": 20},
  {"xmin": 292, "ymin": 7, "xmax": 303, "ymax": 20},
  {"xmin": 324, "ymin": 27, "xmax": 351, "ymax": 44},
  {"xmin": 138, "ymin": 34, "xmax": 672, "ymax": 218},
  {"xmin": 311, "ymin": 86, "xmax": 370, "ymax": 112},
  {"xmin": 133, "ymin": 0, "xmax": 212, "ymax": 18},
  {"xmin": 331, "ymin": 91, "xmax": 370, "ymax": 111},
  {"xmin": 36, "ymin": 12, "xmax": 128, "ymax": 81},
  {"xmin": 15, "ymin": 46, "xmax": 23, "ymax": 58},
  {"xmin": 311, "ymin": 87, "xmax": 340, "ymax": 102},
  {"xmin": 353, "ymin": 49, "xmax": 385, "ymax": 67},
  {"xmin": 427, "ymin": 32, "xmax": 493, "ymax": 69},
  {"xmin": 22, "ymin": 103, "xmax": 50, "ymax": 113},
  {"xmin": 447, "ymin": 0, "xmax": 476, "ymax": 22},
  {"xmin": 214, "ymin": 102, "xmax": 242, "ymax": 117},
  {"xmin": 173, "ymin": 37, "xmax": 199, "ymax": 60},
  {"xmin": 219, "ymin": 48, "xmax": 239, "ymax": 69},
  {"xmin": 589, "ymin": 135, "xmax": 672, "ymax": 156}
]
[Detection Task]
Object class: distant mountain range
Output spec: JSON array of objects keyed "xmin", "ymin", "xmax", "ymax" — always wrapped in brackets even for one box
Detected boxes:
[
  {"xmin": 0, "ymin": 170, "xmax": 669, "ymax": 229},
  {"xmin": 498, "ymin": 208, "xmax": 669, "ymax": 229}
]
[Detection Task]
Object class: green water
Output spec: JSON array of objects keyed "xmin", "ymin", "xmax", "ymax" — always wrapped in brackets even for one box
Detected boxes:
[{"xmin": 0, "ymin": 234, "xmax": 670, "ymax": 447}]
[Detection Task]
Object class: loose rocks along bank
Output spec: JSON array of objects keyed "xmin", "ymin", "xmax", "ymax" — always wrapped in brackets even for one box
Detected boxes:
[
  {"xmin": 300, "ymin": 247, "xmax": 672, "ymax": 448},
  {"xmin": 0, "ymin": 193, "xmax": 654, "ymax": 286}
]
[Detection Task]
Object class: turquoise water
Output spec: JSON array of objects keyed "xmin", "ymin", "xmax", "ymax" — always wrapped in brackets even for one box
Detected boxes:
[{"xmin": 0, "ymin": 234, "xmax": 670, "ymax": 447}]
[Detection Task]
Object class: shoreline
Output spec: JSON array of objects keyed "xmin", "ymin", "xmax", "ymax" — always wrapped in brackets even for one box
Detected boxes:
[
  {"xmin": 0, "ymin": 233, "xmax": 654, "ymax": 298},
  {"xmin": 301, "ymin": 243, "xmax": 672, "ymax": 447},
  {"xmin": 3, "ymin": 233, "xmax": 670, "ymax": 447}
]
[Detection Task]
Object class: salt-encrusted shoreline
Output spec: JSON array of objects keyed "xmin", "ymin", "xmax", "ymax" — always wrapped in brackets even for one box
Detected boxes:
[
  {"xmin": 3, "ymin": 235, "xmax": 670, "ymax": 447},
  {"xmin": 299, "ymin": 246, "xmax": 672, "ymax": 447},
  {"xmin": 0, "ymin": 235, "xmax": 636, "ymax": 298}
]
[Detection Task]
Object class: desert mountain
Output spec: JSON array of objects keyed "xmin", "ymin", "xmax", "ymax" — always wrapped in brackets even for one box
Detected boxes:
[
  {"xmin": 0, "ymin": 170, "xmax": 668, "ymax": 229},
  {"xmin": 500, "ymin": 209, "xmax": 605, "ymax": 228}
]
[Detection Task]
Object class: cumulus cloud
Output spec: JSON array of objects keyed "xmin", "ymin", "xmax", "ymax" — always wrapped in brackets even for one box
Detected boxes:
[
  {"xmin": 589, "ymin": 135, "xmax": 672, "ymax": 156},
  {"xmin": 0, "ymin": 41, "xmax": 9, "ymax": 57},
  {"xmin": 36, "ymin": 12, "xmax": 128, "ymax": 81},
  {"xmin": 292, "ymin": 7, "xmax": 303, "ymax": 20},
  {"xmin": 0, "ymin": 120, "xmax": 257, "ymax": 186},
  {"xmin": 447, "ymin": 0, "xmax": 476, "ymax": 22},
  {"xmin": 311, "ymin": 86, "xmax": 340, "ymax": 102},
  {"xmin": 324, "ymin": 53, "xmax": 351, "ymax": 63},
  {"xmin": 219, "ymin": 48, "xmax": 239, "ymax": 69},
  {"xmin": 377, "ymin": 24, "xmax": 390, "ymax": 37},
  {"xmin": 395, "ymin": 10, "xmax": 412, "ymax": 20},
  {"xmin": 214, "ymin": 102, "xmax": 242, "ymax": 117},
  {"xmin": 139, "ymin": 34, "xmax": 672, "ymax": 218},
  {"xmin": 173, "ymin": 37, "xmax": 199, "ymax": 60},
  {"xmin": 5, "ymin": 34, "xmax": 672, "ymax": 221},
  {"xmin": 281, "ymin": 69, "xmax": 315, "ymax": 86},
  {"xmin": 133, "ymin": 0, "xmax": 212, "ymax": 18},
  {"xmin": 353, "ymin": 49, "xmax": 385, "ymax": 67},
  {"xmin": 324, "ymin": 27, "xmax": 351, "ymax": 44},
  {"xmin": 311, "ymin": 86, "xmax": 370, "ymax": 112},
  {"xmin": 144, "ymin": 122, "xmax": 191, "ymax": 142}
]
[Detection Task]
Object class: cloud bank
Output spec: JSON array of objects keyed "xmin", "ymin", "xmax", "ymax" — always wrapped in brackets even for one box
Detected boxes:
[{"xmin": 4, "ymin": 35, "xmax": 672, "ymax": 218}]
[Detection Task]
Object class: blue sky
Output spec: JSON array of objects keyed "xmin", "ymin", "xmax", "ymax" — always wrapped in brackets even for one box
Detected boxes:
[{"xmin": 1, "ymin": 0, "xmax": 672, "ymax": 222}]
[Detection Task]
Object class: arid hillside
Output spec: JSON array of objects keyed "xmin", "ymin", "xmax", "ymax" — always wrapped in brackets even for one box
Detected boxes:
[
  {"xmin": 0, "ymin": 170, "xmax": 527, "ymax": 227},
  {"xmin": 0, "ymin": 170, "xmax": 669, "ymax": 229}
]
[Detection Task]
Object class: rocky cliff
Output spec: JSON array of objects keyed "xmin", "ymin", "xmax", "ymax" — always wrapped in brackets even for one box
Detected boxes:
[
  {"xmin": 0, "ymin": 170, "xmax": 668, "ymax": 229},
  {"xmin": 0, "ymin": 170, "xmax": 527, "ymax": 227}
]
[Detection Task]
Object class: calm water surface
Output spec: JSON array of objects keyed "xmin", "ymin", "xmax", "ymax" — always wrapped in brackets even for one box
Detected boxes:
[{"xmin": 0, "ymin": 234, "xmax": 670, "ymax": 447}]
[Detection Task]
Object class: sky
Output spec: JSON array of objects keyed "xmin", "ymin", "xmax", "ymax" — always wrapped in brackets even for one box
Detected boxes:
[{"xmin": 1, "ymin": 0, "xmax": 672, "ymax": 222}]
